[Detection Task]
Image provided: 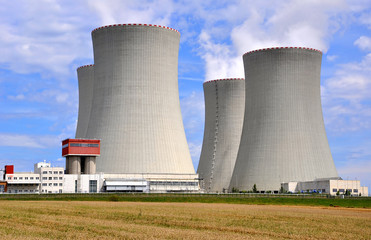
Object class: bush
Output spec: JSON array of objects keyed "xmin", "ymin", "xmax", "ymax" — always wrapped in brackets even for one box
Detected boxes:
[{"xmin": 108, "ymin": 195, "xmax": 119, "ymax": 202}]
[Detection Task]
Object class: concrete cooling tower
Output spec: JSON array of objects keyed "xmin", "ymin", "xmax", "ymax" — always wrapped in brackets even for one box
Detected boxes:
[
  {"xmin": 75, "ymin": 64, "xmax": 94, "ymax": 139},
  {"xmin": 198, "ymin": 78, "xmax": 245, "ymax": 193},
  {"xmin": 230, "ymin": 47, "xmax": 339, "ymax": 192},
  {"xmin": 85, "ymin": 24, "xmax": 195, "ymax": 174}
]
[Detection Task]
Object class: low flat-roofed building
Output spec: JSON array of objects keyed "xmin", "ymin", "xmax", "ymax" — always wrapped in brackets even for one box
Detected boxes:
[
  {"xmin": 282, "ymin": 179, "xmax": 368, "ymax": 196},
  {"xmin": 5, "ymin": 172, "xmax": 41, "ymax": 194}
]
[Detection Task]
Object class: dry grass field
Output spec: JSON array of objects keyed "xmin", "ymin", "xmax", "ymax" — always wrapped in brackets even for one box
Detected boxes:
[{"xmin": 0, "ymin": 201, "xmax": 369, "ymax": 239}]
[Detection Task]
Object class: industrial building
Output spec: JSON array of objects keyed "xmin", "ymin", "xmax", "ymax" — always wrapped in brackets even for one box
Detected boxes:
[
  {"xmin": 281, "ymin": 179, "xmax": 368, "ymax": 196},
  {"xmin": 4, "ymin": 162, "xmax": 64, "ymax": 194},
  {"xmin": 198, "ymin": 78, "xmax": 245, "ymax": 193},
  {"xmin": 230, "ymin": 47, "xmax": 339, "ymax": 192}
]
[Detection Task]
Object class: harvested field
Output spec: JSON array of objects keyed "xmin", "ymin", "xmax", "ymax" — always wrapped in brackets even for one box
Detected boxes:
[{"xmin": 0, "ymin": 201, "xmax": 369, "ymax": 239}]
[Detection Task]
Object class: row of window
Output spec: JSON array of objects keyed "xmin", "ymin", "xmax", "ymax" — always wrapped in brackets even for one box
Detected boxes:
[
  {"xmin": 42, "ymin": 177, "xmax": 63, "ymax": 180},
  {"xmin": 149, "ymin": 181, "xmax": 198, "ymax": 186},
  {"xmin": 41, "ymin": 171, "xmax": 63, "ymax": 175},
  {"xmin": 8, "ymin": 189, "xmax": 39, "ymax": 193},
  {"xmin": 9, "ymin": 176, "xmax": 40, "ymax": 180},
  {"xmin": 41, "ymin": 189, "xmax": 62, "ymax": 193},
  {"xmin": 332, "ymin": 188, "xmax": 358, "ymax": 193},
  {"xmin": 42, "ymin": 183, "xmax": 63, "ymax": 187},
  {"xmin": 70, "ymin": 143, "xmax": 99, "ymax": 148}
]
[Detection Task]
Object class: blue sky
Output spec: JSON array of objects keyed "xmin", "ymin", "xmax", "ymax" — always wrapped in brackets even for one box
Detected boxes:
[{"xmin": 0, "ymin": 0, "xmax": 370, "ymax": 192}]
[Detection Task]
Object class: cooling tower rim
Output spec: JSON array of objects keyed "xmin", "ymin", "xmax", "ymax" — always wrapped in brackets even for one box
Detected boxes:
[
  {"xmin": 91, "ymin": 23, "xmax": 180, "ymax": 35},
  {"xmin": 77, "ymin": 64, "xmax": 94, "ymax": 71},
  {"xmin": 243, "ymin": 47, "xmax": 322, "ymax": 56},
  {"xmin": 204, "ymin": 78, "xmax": 245, "ymax": 84}
]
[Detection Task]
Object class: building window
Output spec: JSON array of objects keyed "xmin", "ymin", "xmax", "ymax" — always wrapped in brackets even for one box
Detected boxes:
[
  {"xmin": 25, "ymin": 177, "xmax": 28, "ymax": 180},
  {"xmin": 53, "ymin": 177, "xmax": 58, "ymax": 180},
  {"xmin": 322, "ymin": 189, "xmax": 326, "ymax": 193},
  {"xmin": 30, "ymin": 177, "xmax": 34, "ymax": 180},
  {"xmin": 14, "ymin": 177, "xmax": 17, "ymax": 180},
  {"xmin": 59, "ymin": 189, "xmax": 62, "ymax": 193},
  {"xmin": 19, "ymin": 190, "xmax": 22, "ymax": 193},
  {"xmin": 347, "ymin": 189, "xmax": 352, "ymax": 193},
  {"xmin": 53, "ymin": 183, "xmax": 58, "ymax": 186},
  {"xmin": 19, "ymin": 177, "xmax": 23, "ymax": 180},
  {"xmin": 59, "ymin": 177, "xmax": 63, "ymax": 180},
  {"xmin": 59, "ymin": 183, "xmax": 63, "ymax": 186},
  {"xmin": 49, "ymin": 177, "xmax": 52, "ymax": 180},
  {"xmin": 75, "ymin": 180, "xmax": 77, "ymax": 193},
  {"xmin": 339, "ymin": 189, "xmax": 345, "ymax": 193},
  {"xmin": 42, "ymin": 171, "xmax": 47, "ymax": 174},
  {"xmin": 42, "ymin": 177, "xmax": 47, "ymax": 180},
  {"xmin": 53, "ymin": 171, "xmax": 58, "ymax": 174},
  {"xmin": 8, "ymin": 190, "xmax": 11, "ymax": 193},
  {"xmin": 89, "ymin": 180, "xmax": 97, "ymax": 193},
  {"xmin": 59, "ymin": 171, "xmax": 63, "ymax": 174},
  {"xmin": 30, "ymin": 190, "xmax": 33, "ymax": 192},
  {"xmin": 49, "ymin": 171, "xmax": 52, "ymax": 174},
  {"xmin": 49, "ymin": 183, "xmax": 52, "ymax": 186},
  {"xmin": 7, "ymin": 177, "xmax": 11, "ymax": 180},
  {"xmin": 36, "ymin": 177, "xmax": 39, "ymax": 180},
  {"xmin": 42, "ymin": 183, "xmax": 47, "ymax": 186},
  {"xmin": 332, "ymin": 188, "xmax": 337, "ymax": 192},
  {"xmin": 354, "ymin": 189, "xmax": 358, "ymax": 193},
  {"xmin": 24, "ymin": 190, "xmax": 28, "ymax": 192}
]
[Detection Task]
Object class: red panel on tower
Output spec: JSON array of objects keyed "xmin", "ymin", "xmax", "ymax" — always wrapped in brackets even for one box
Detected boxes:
[
  {"xmin": 5, "ymin": 165, "xmax": 14, "ymax": 174},
  {"xmin": 62, "ymin": 139, "xmax": 100, "ymax": 157}
]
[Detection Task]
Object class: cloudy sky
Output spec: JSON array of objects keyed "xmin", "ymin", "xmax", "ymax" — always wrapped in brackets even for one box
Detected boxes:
[{"xmin": 0, "ymin": 0, "xmax": 370, "ymax": 192}]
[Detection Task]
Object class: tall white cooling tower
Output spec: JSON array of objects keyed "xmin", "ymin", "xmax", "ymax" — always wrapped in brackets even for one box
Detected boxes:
[
  {"xmin": 85, "ymin": 24, "xmax": 195, "ymax": 174},
  {"xmin": 230, "ymin": 47, "xmax": 338, "ymax": 191},
  {"xmin": 75, "ymin": 64, "xmax": 94, "ymax": 138},
  {"xmin": 198, "ymin": 78, "xmax": 245, "ymax": 192}
]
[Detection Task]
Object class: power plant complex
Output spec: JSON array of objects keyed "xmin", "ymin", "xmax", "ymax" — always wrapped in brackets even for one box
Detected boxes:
[{"xmin": 0, "ymin": 24, "xmax": 368, "ymax": 196}]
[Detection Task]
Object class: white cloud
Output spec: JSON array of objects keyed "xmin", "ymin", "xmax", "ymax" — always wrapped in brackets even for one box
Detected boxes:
[
  {"xmin": 0, "ymin": 0, "xmax": 94, "ymax": 80},
  {"xmin": 354, "ymin": 36, "xmax": 371, "ymax": 51},
  {"xmin": 180, "ymin": 91, "xmax": 205, "ymax": 133},
  {"xmin": 7, "ymin": 94, "xmax": 25, "ymax": 101},
  {"xmin": 0, "ymin": 133, "xmax": 60, "ymax": 148},
  {"xmin": 194, "ymin": 0, "xmax": 356, "ymax": 80},
  {"xmin": 322, "ymin": 53, "xmax": 371, "ymax": 132},
  {"xmin": 87, "ymin": 0, "xmax": 175, "ymax": 26},
  {"xmin": 326, "ymin": 55, "xmax": 338, "ymax": 61}
]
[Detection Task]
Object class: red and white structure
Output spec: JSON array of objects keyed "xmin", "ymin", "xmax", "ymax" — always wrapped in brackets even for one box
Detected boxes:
[{"xmin": 62, "ymin": 138, "xmax": 100, "ymax": 174}]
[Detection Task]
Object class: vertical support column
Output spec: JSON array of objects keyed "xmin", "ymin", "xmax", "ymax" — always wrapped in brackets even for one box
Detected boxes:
[
  {"xmin": 84, "ymin": 157, "xmax": 96, "ymax": 174},
  {"xmin": 69, "ymin": 156, "xmax": 81, "ymax": 174}
]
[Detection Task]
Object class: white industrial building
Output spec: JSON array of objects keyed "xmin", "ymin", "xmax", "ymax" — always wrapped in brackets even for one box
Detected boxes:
[
  {"xmin": 281, "ymin": 179, "xmax": 368, "ymax": 196},
  {"xmin": 5, "ymin": 161, "xmax": 64, "ymax": 194}
]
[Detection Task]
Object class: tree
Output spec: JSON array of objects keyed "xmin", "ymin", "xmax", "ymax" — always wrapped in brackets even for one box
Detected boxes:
[
  {"xmin": 252, "ymin": 184, "xmax": 258, "ymax": 193},
  {"xmin": 231, "ymin": 187, "xmax": 239, "ymax": 193}
]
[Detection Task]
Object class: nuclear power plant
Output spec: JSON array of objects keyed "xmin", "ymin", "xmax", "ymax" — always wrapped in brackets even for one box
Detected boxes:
[
  {"xmin": 197, "ymin": 78, "xmax": 245, "ymax": 193},
  {"xmin": 2, "ymin": 25, "xmax": 367, "ymax": 196},
  {"xmin": 229, "ymin": 47, "xmax": 339, "ymax": 192}
]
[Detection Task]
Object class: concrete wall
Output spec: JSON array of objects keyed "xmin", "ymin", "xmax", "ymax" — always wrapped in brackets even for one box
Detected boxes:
[
  {"xmin": 86, "ymin": 24, "xmax": 194, "ymax": 174},
  {"xmin": 75, "ymin": 64, "xmax": 94, "ymax": 138},
  {"xmin": 197, "ymin": 78, "xmax": 245, "ymax": 192},
  {"xmin": 230, "ymin": 47, "xmax": 339, "ymax": 191}
]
